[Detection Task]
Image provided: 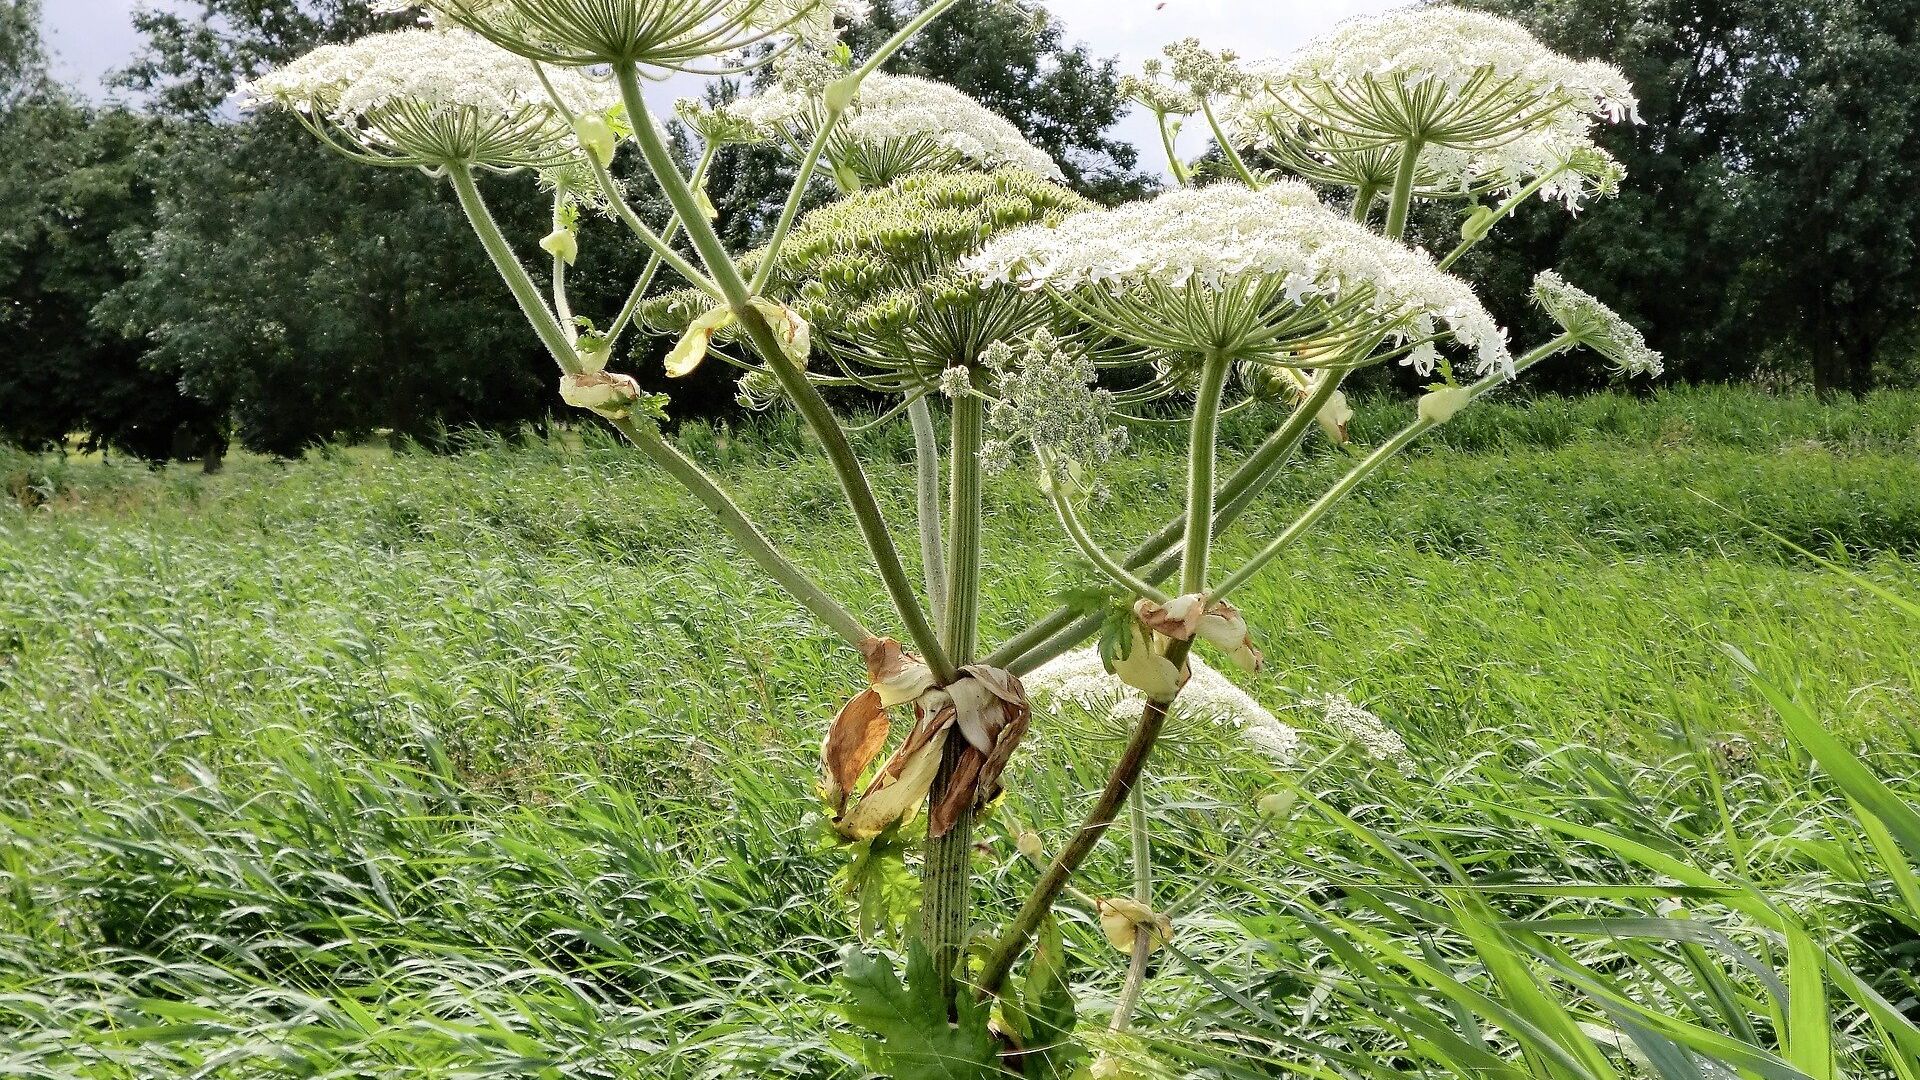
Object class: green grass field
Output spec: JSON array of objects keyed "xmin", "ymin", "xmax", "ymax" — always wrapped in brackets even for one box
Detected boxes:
[{"xmin": 3, "ymin": 386, "xmax": 1918, "ymax": 1077}]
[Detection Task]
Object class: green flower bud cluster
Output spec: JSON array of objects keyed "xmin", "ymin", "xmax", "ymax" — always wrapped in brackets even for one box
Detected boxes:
[{"xmin": 643, "ymin": 169, "xmax": 1092, "ymax": 393}]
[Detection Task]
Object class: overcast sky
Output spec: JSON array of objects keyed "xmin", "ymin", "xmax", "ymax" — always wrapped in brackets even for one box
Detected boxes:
[{"xmin": 41, "ymin": 0, "xmax": 1401, "ymax": 166}]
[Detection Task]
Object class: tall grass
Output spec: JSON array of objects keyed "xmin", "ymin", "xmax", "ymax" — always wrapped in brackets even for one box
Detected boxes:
[{"xmin": 2, "ymin": 387, "xmax": 1916, "ymax": 1076}]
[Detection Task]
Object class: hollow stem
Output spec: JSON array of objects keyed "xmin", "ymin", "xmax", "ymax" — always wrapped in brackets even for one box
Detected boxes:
[
  {"xmin": 909, "ymin": 396, "xmax": 947, "ymax": 628},
  {"xmin": 1157, "ymin": 113, "xmax": 1190, "ymax": 187},
  {"xmin": 941, "ymin": 386, "xmax": 982, "ymax": 663},
  {"xmin": 920, "ymin": 379, "xmax": 985, "ymax": 1000},
  {"xmin": 1351, "ymin": 182, "xmax": 1377, "ymax": 225},
  {"xmin": 1183, "ymin": 351, "xmax": 1232, "ymax": 594},
  {"xmin": 450, "ymin": 169, "xmax": 578, "ymax": 371},
  {"xmin": 1384, "ymin": 137, "xmax": 1424, "ymax": 241},
  {"xmin": 1202, "ymin": 99, "xmax": 1259, "ymax": 188}
]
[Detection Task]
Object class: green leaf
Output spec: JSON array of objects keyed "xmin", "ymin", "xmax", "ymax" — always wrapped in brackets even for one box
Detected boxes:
[
  {"xmin": 839, "ymin": 942, "xmax": 999, "ymax": 1080},
  {"xmin": 1003, "ymin": 915, "xmax": 1084, "ymax": 1079},
  {"xmin": 1783, "ymin": 921, "xmax": 1835, "ymax": 1080},
  {"xmin": 837, "ymin": 827, "xmax": 919, "ymax": 941}
]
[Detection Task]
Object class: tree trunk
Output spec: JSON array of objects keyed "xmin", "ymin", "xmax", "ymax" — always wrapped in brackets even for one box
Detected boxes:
[
  {"xmin": 1846, "ymin": 337, "xmax": 1877, "ymax": 398},
  {"xmin": 1810, "ymin": 315, "xmax": 1846, "ymax": 400}
]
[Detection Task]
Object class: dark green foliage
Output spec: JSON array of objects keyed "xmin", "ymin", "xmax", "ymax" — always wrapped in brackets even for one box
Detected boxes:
[
  {"xmin": 1732, "ymin": 0, "xmax": 1920, "ymax": 397},
  {"xmin": 97, "ymin": 115, "xmax": 560, "ymax": 456},
  {"xmin": 0, "ymin": 14, "xmax": 225, "ymax": 465},
  {"xmin": 1456, "ymin": 0, "xmax": 1920, "ymax": 394},
  {"xmin": 840, "ymin": 941, "xmax": 1000, "ymax": 1078}
]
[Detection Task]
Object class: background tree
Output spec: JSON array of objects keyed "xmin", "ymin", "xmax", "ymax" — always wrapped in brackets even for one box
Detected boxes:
[
  {"xmin": 1731, "ymin": 0, "xmax": 1920, "ymax": 396},
  {"xmin": 0, "ymin": 0, "xmax": 226, "ymax": 463},
  {"xmin": 1457, "ymin": 0, "xmax": 1920, "ymax": 394}
]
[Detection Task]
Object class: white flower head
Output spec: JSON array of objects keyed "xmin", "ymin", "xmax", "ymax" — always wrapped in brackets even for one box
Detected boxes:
[
  {"xmin": 1026, "ymin": 645, "xmax": 1291, "ymax": 743},
  {"xmin": 243, "ymin": 29, "xmax": 622, "ymax": 169},
  {"xmin": 403, "ymin": 0, "xmax": 865, "ymax": 68},
  {"xmin": 1276, "ymin": 9, "xmax": 1636, "ymax": 138},
  {"xmin": 1215, "ymin": 10, "xmax": 1637, "ymax": 209},
  {"xmin": 967, "ymin": 182, "xmax": 1512, "ymax": 376},
  {"xmin": 1532, "ymin": 270, "xmax": 1664, "ymax": 376},
  {"xmin": 1316, "ymin": 694, "xmax": 1413, "ymax": 770},
  {"xmin": 726, "ymin": 72, "xmax": 1063, "ymax": 186}
]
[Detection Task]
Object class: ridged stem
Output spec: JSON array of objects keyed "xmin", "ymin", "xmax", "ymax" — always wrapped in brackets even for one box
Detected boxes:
[
  {"xmin": 1182, "ymin": 351, "xmax": 1232, "ymax": 594},
  {"xmin": 909, "ymin": 397, "xmax": 947, "ymax": 628},
  {"xmin": 1384, "ymin": 138, "xmax": 1424, "ymax": 241},
  {"xmin": 921, "ymin": 383, "xmax": 984, "ymax": 1001}
]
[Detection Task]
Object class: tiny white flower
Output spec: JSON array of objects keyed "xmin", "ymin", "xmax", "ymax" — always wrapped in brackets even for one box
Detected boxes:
[{"xmin": 242, "ymin": 29, "xmax": 625, "ymax": 169}]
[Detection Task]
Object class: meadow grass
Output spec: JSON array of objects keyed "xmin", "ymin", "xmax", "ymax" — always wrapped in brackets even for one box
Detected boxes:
[{"xmin": 1, "ymin": 385, "xmax": 1917, "ymax": 1077}]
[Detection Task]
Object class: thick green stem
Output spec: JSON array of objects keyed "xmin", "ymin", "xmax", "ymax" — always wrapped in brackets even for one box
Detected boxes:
[
  {"xmin": 447, "ymin": 169, "xmax": 868, "ymax": 646},
  {"xmin": 984, "ymin": 374, "xmax": 1341, "ymax": 672},
  {"xmin": 1209, "ymin": 338, "xmax": 1577, "ymax": 601},
  {"xmin": 1384, "ymin": 138, "xmax": 1424, "ymax": 241},
  {"xmin": 1157, "ymin": 113, "xmax": 1190, "ymax": 187},
  {"xmin": 1351, "ymin": 183, "xmax": 1377, "ymax": 225},
  {"xmin": 909, "ymin": 397, "xmax": 947, "ymax": 628},
  {"xmin": 921, "ymin": 383, "xmax": 984, "ymax": 998},
  {"xmin": 975, "ymin": 639, "xmax": 1190, "ymax": 998},
  {"xmin": 1183, "ymin": 351, "xmax": 1232, "ymax": 594},
  {"xmin": 450, "ymin": 169, "xmax": 578, "ymax": 372},
  {"xmin": 1202, "ymin": 99, "xmax": 1259, "ymax": 188},
  {"xmin": 941, "ymin": 387, "xmax": 984, "ymax": 663},
  {"xmin": 614, "ymin": 66, "xmax": 952, "ymax": 678}
]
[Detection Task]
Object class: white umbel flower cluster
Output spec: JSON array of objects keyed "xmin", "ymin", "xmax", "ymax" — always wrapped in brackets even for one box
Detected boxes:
[
  {"xmin": 1532, "ymin": 271, "xmax": 1664, "ymax": 376},
  {"xmin": 243, "ymin": 29, "xmax": 620, "ymax": 168},
  {"xmin": 1214, "ymin": 9, "xmax": 1636, "ymax": 208},
  {"xmin": 1275, "ymin": 9, "xmax": 1635, "ymax": 129},
  {"xmin": 968, "ymin": 182, "xmax": 1511, "ymax": 374},
  {"xmin": 1316, "ymin": 694, "xmax": 1413, "ymax": 770},
  {"xmin": 716, "ymin": 72, "xmax": 1063, "ymax": 184}
]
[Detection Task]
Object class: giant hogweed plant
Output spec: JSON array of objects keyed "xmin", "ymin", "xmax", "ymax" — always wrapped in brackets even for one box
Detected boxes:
[{"xmin": 247, "ymin": 3, "xmax": 1661, "ymax": 1074}]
